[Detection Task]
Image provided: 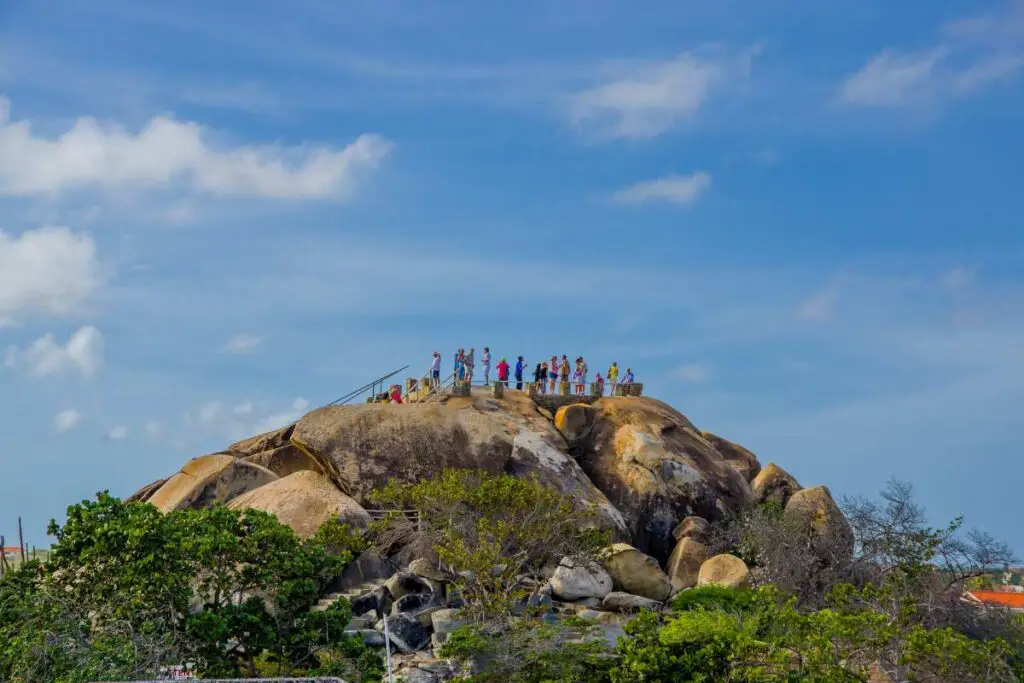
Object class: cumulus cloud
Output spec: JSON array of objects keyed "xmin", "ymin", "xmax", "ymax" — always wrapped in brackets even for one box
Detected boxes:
[
  {"xmin": 53, "ymin": 409, "xmax": 82, "ymax": 433},
  {"xmin": 222, "ymin": 333, "xmax": 262, "ymax": 354},
  {"xmin": 143, "ymin": 420, "xmax": 164, "ymax": 439},
  {"xmin": 841, "ymin": 6, "xmax": 1024, "ymax": 108},
  {"xmin": 4, "ymin": 325, "xmax": 104, "ymax": 377},
  {"xmin": 568, "ymin": 50, "xmax": 754, "ymax": 139},
  {"xmin": 0, "ymin": 226, "xmax": 101, "ymax": 324},
  {"xmin": 107, "ymin": 425, "xmax": 128, "ymax": 441},
  {"xmin": 672, "ymin": 362, "xmax": 712, "ymax": 383},
  {"xmin": 0, "ymin": 97, "xmax": 393, "ymax": 199},
  {"xmin": 609, "ymin": 171, "xmax": 711, "ymax": 206}
]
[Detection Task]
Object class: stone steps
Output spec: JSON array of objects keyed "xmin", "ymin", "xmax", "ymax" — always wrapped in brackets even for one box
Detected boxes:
[{"xmin": 312, "ymin": 582, "xmax": 381, "ymax": 612}]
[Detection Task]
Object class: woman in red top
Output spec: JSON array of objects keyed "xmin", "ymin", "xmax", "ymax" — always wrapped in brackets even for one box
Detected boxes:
[
  {"xmin": 496, "ymin": 358, "xmax": 511, "ymax": 386},
  {"xmin": 390, "ymin": 384, "xmax": 403, "ymax": 403}
]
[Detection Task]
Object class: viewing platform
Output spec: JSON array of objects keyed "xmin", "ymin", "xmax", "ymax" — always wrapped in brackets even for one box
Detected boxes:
[{"xmin": 369, "ymin": 375, "xmax": 644, "ymax": 406}]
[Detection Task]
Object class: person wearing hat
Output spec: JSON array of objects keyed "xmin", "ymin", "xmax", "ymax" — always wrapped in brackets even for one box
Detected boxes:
[{"xmin": 496, "ymin": 357, "xmax": 511, "ymax": 386}]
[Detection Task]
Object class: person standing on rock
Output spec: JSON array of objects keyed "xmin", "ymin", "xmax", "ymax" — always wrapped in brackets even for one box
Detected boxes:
[
  {"xmin": 454, "ymin": 349, "xmax": 466, "ymax": 385},
  {"xmin": 482, "ymin": 347, "xmax": 492, "ymax": 385},
  {"xmin": 430, "ymin": 351, "xmax": 441, "ymax": 387},
  {"xmin": 595, "ymin": 372, "xmax": 605, "ymax": 396},
  {"xmin": 533, "ymin": 362, "xmax": 547, "ymax": 393},
  {"xmin": 559, "ymin": 355, "xmax": 571, "ymax": 394},
  {"xmin": 514, "ymin": 356, "xmax": 526, "ymax": 390},
  {"xmin": 607, "ymin": 361, "xmax": 619, "ymax": 396},
  {"xmin": 549, "ymin": 355, "xmax": 559, "ymax": 393},
  {"xmin": 496, "ymin": 357, "xmax": 510, "ymax": 387},
  {"xmin": 580, "ymin": 357, "xmax": 588, "ymax": 394},
  {"xmin": 465, "ymin": 347, "xmax": 476, "ymax": 385},
  {"xmin": 622, "ymin": 367, "xmax": 635, "ymax": 391}
]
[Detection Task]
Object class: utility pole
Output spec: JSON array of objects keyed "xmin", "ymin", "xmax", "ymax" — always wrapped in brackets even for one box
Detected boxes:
[{"xmin": 18, "ymin": 517, "xmax": 25, "ymax": 563}]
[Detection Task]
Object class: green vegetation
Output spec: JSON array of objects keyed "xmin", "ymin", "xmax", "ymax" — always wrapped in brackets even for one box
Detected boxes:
[{"xmin": 0, "ymin": 492, "xmax": 381, "ymax": 683}]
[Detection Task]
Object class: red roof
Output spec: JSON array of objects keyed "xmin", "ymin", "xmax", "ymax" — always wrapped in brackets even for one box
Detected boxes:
[{"xmin": 965, "ymin": 590, "xmax": 1024, "ymax": 609}]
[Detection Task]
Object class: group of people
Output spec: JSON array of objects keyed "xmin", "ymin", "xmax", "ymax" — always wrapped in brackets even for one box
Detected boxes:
[{"xmin": 429, "ymin": 348, "xmax": 635, "ymax": 396}]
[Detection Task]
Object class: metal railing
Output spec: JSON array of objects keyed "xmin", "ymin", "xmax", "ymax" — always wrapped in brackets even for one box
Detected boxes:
[
  {"xmin": 365, "ymin": 509, "xmax": 424, "ymax": 533},
  {"xmin": 327, "ymin": 365, "xmax": 409, "ymax": 406}
]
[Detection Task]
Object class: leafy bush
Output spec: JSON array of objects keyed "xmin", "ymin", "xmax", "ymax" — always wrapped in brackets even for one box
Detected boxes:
[{"xmin": 671, "ymin": 584, "xmax": 757, "ymax": 613}]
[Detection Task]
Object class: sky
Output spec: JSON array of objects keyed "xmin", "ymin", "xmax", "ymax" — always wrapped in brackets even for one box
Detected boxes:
[{"xmin": 1, "ymin": 0, "xmax": 1022, "ymax": 551}]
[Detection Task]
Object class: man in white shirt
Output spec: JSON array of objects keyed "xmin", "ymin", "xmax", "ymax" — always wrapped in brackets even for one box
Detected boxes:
[
  {"xmin": 430, "ymin": 352, "xmax": 441, "ymax": 386},
  {"xmin": 481, "ymin": 347, "xmax": 492, "ymax": 384}
]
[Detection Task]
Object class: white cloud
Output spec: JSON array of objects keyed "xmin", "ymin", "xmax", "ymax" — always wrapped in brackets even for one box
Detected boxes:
[
  {"xmin": 4, "ymin": 325, "xmax": 104, "ymax": 377},
  {"xmin": 841, "ymin": 7, "xmax": 1024, "ymax": 109},
  {"xmin": 107, "ymin": 425, "xmax": 128, "ymax": 440},
  {"xmin": 0, "ymin": 226, "xmax": 101, "ymax": 324},
  {"xmin": 53, "ymin": 409, "xmax": 82, "ymax": 433},
  {"xmin": 144, "ymin": 420, "xmax": 164, "ymax": 439},
  {"xmin": 292, "ymin": 397, "xmax": 310, "ymax": 412},
  {"xmin": 568, "ymin": 50, "xmax": 753, "ymax": 139},
  {"xmin": 797, "ymin": 284, "xmax": 839, "ymax": 324},
  {"xmin": 609, "ymin": 171, "xmax": 711, "ymax": 206},
  {"xmin": 232, "ymin": 401, "xmax": 254, "ymax": 416},
  {"xmin": 198, "ymin": 401, "xmax": 223, "ymax": 425},
  {"xmin": 0, "ymin": 97, "xmax": 393, "ymax": 199},
  {"xmin": 672, "ymin": 362, "xmax": 712, "ymax": 383},
  {"xmin": 222, "ymin": 333, "xmax": 262, "ymax": 354}
]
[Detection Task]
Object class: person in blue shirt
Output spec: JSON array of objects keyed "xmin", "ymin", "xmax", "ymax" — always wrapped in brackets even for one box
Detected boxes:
[{"xmin": 514, "ymin": 356, "xmax": 526, "ymax": 390}]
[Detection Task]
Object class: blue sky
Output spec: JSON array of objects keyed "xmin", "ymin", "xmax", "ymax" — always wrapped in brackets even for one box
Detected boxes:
[{"xmin": 1, "ymin": 0, "xmax": 1023, "ymax": 552}]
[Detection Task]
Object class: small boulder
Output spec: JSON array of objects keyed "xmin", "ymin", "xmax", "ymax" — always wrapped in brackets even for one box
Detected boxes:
[
  {"xmin": 549, "ymin": 557, "xmax": 613, "ymax": 601},
  {"xmin": 697, "ymin": 554, "xmax": 751, "ymax": 589},
  {"xmin": 430, "ymin": 608, "xmax": 468, "ymax": 636},
  {"xmin": 666, "ymin": 537, "xmax": 709, "ymax": 591},
  {"xmin": 602, "ymin": 591, "xmax": 663, "ymax": 612},
  {"xmin": 783, "ymin": 485, "xmax": 854, "ymax": 561},
  {"xmin": 554, "ymin": 403, "xmax": 596, "ymax": 442},
  {"xmin": 409, "ymin": 558, "xmax": 450, "ymax": 582},
  {"xmin": 386, "ymin": 572, "xmax": 433, "ymax": 601},
  {"xmin": 600, "ymin": 543, "xmax": 673, "ymax": 602},
  {"xmin": 751, "ymin": 463, "xmax": 801, "ymax": 507},
  {"xmin": 672, "ymin": 516, "xmax": 710, "ymax": 543},
  {"xmin": 393, "ymin": 592, "xmax": 435, "ymax": 615},
  {"xmin": 338, "ymin": 550, "xmax": 394, "ymax": 591},
  {"xmin": 350, "ymin": 590, "xmax": 383, "ymax": 618},
  {"xmin": 383, "ymin": 613, "xmax": 431, "ymax": 652}
]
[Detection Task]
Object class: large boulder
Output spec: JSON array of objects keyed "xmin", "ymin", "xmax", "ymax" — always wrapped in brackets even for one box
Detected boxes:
[
  {"xmin": 697, "ymin": 554, "xmax": 751, "ymax": 589},
  {"xmin": 126, "ymin": 478, "xmax": 166, "ymax": 504},
  {"xmin": 549, "ymin": 557, "xmax": 613, "ymax": 601},
  {"xmin": 601, "ymin": 591, "xmax": 663, "ymax": 612},
  {"xmin": 243, "ymin": 444, "xmax": 325, "ymax": 479},
  {"xmin": 701, "ymin": 433, "xmax": 761, "ymax": 482},
  {"xmin": 600, "ymin": 543, "xmax": 673, "ymax": 602},
  {"xmin": 783, "ymin": 486, "xmax": 854, "ymax": 561},
  {"xmin": 579, "ymin": 398, "xmax": 754, "ymax": 559},
  {"xmin": 147, "ymin": 454, "xmax": 278, "ymax": 512},
  {"xmin": 672, "ymin": 515, "xmax": 710, "ymax": 543},
  {"xmin": 383, "ymin": 613, "xmax": 430, "ymax": 652},
  {"xmin": 554, "ymin": 403, "xmax": 596, "ymax": 443},
  {"xmin": 228, "ymin": 424, "xmax": 295, "ymax": 457},
  {"xmin": 751, "ymin": 463, "xmax": 801, "ymax": 507},
  {"xmin": 666, "ymin": 537, "xmax": 709, "ymax": 591},
  {"xmin": 226, "ymin": 470, "xmax": 370, "ymax": 538}
]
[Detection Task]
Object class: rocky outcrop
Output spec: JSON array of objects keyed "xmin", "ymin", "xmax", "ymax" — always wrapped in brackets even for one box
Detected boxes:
[
  {"xmin": 580, "ymin": 398, "xmax": 754, "ymax": 559},
  {"xmin": 784, "ymin": 486, "xmax": 854, "ymax": 561},
  {"xmin": 228, "ymin": 424, "xmax": 294, "ymax": 457},
  {"xmin": 243, "ymin": 444, "xmax": 325, "ymax": 479},
  {"xmin": 666, "ymin": 537, "xmax": 708, "ymax": 591},
  {"xmin": 600, "ymin": 543, "xmax": 673, "ymax": 602},
  {"xmin": 751, "ymin": 463, "xmax": 801, "ymax": 507},
  {"xmin": 601, "ymin": 591, "xmax": 662, "ymax": 612},
  {"xmin": 672, "ymin": 515, "xmax": 710, "ymax": 543},
  {"xmin": 701, "ymin": 433, "xmax": 761, "ymax": 482},
  {"xmin": 549, "ymin": 557, "xmax": 613, "ymax": 601},
  {"xmin": 227, "ymin": 470, "xmax": 370, "ymax": 538},
  {"xmin": 147, "ymin": 454, "xmax": 278, "ymax": 512},
  {"xmin": 697, "ymin": 554, "xmax": 751, "ymax": 589},
  {"xmin": 554, "ymin": 403, "xmax": 596, "ymax": 443}
]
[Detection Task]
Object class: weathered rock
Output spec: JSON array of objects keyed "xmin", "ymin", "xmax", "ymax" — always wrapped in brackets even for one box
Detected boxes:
[
  {"xmin": 347, "ymin": 629, "xmax": 385, "ymax": 647},
  {"xmin": 554, "ymin": 403, "xmax": 596, "ymax": 443},
  {"xmin": 697, "ymin": 554, "xmax": 751, "ymax": 589},
  {"xmin": 393, "ymin": 592, "xmax": 435, "ymax": 615},
  {"xmin": 572, "ymin": 597, "xmax": 603, "ymax": 610},
  {"xmin": 398, "ymin": 668, "xmax": 438, "ymax": 683},
  {"xmin": 350, "ymin": 590, "xmax": 383, "ymax": 618},
  {"xmin": 784, "ymin": 485, "xmax": 854, "ymax": 561},
  {"xmin": 512, "ymin": 590, "xmax": 554, "ymax": 616},
  {"xmin": 243, "ymin": 443, "xmax": 325, "ymax": 479},
  {"xmin": 384, "ymin": 613, "xmax": 431, "ymax": 652},
  {"xmin": 338, "ymin": 551, "xmax": 394, "ymax": 591},
  {"xmin": 148, "ymin": 454, "xmax": 278, "ymax": 512},
  {"xmin": 125, "ymin": 478, "xmax": 167, "ymax": 503},
  {"xmin": 580, "ymin": 399, "xmax": 754, "ymax": 559},
  {"xmin": 702, "ymin": 432, "xmax": 762, "ymax": 482},
  {"xmin": 600, "ymin": 543, "xmax": 673, "ymax": 602},
  {"xmin": 751, "ymin": 463, "xmax": 801, "ymax": 507},
  {"xmin": 409, "ymin": 558, "xmax": 450, "ymax": 582},
  {"xmin": 430, "ymin": 608, "xmax": 467, "ymax": 635},
  {"xmin": 228, "ymin": 424, "xmax": 295, "ymax": 457},
  {"xmin": 672, "ymin": 515, "xmax": 710, "ymax": 543},
  {"xmin": 227, "ymin": 470, "xmax": 370, "ymax": 539},
  {"xmin": 602, "ymin": 591, "xmax": 663, "ymax": 612},
  {"xmin": 666, "ymin": 537, "xmax": 709, "ymax": 591},
  {"xmin": 386, "ymin": 572, "xmax": 434, "ymax": 601},
  {"xmin": 549, "ymin": 557, "xmax": 613, "ymax": 601}
]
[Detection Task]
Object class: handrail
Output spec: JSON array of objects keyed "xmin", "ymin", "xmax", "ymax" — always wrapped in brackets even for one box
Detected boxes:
[{"xmin": 328, "ymin": 365, "xmax": 410, "ymax": 406}]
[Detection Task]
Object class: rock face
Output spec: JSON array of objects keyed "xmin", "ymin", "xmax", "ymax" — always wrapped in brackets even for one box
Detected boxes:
[
  {"xmin": 554, "ymin": 403, "xmax": 596, "ymax": 443},
  {"xmin": 600, "ymin": 543, "xmax": 673, "ymax": 602},
  {"xmin": 701, "ymin": 433, "xmax": 761, "ymax": 482},
  {"xmin": 601, "ymin": 591, "xmax": 662, "ymax": 612},
  {"xmin": 549, "ymin": 557, "xmax": 614, "ymax": 601},
  {"xmin": 666, "ymin": 538, "xmax": 709, "ymax": 591},
  {"xmin": 580, "ymin": 399, "xmax": 754, "ymax": 559},
  {"xmin": 672, "ymin": 516, "xmax": 710, "ymax": 543},
  {"xmin": 751, "ymin": 463, "xmax": 801, "ymax": 507},
  {"xmin": 697, "ymin": 554, "xmax": 751, "ymax": 589},
  {"xmin": 783, "ymin": 486, "xmax": 854, "ymax": 560},
  {"xmin": 148, "ymin": 454, "xmax": 278, "ymax": 512},
  {"xmin": 227, "ymin": 470, "xmax": 370, "ymax": 539}
]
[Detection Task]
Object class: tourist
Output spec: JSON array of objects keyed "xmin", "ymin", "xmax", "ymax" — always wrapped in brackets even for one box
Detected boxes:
[
  {"xmin": 514, "ymin": 356, "xmax": 526, "ymax": 390},
  {"xmin": 465, "ymin": 347, "xmax": 476, "ymax": 385},
  {"xmin": 496, "ymin": 357, "xmax": 510, "ymax": 386},
  {"xmin": 549, "ymin": 355, "xmax": 559, "ymax": 393},
  {"xmin": 595, "ymin": 372, "xmax": 605, "ymax": 396},
  {"xmin": 533, "ymin": 362, "xmax": 547, "ymax": 393},
  {"xmin": 389, "ymin": 384, "xmax": 403, "ymax": 403},
  {"xmin": 573, "ymin": 359, "xmax": 583, "ymax": 396},
  {"xmin": 580, "ymin": 356, "xmax": 588, "ymax": 392},
  {"xmin": 559, "ymin": 355, "xmax": 570, "ymax": 394},
  {"xmin": 607, "ymin": 361, "xmax": 619, "ymax": 395},
  {"xmin": 456, "ymin": 349, "xmax": 467, "ymax": 385},
  {"xmin": 622, "ymin": 367, "xmax": 635, "ymax": 390},
  {"xmin": 482, "ymin": 347, "xmax": 492, "ymax": 384},
  {"xmin": 430, "ymin": 352, "xmax": 442, "ymax": 387}
]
